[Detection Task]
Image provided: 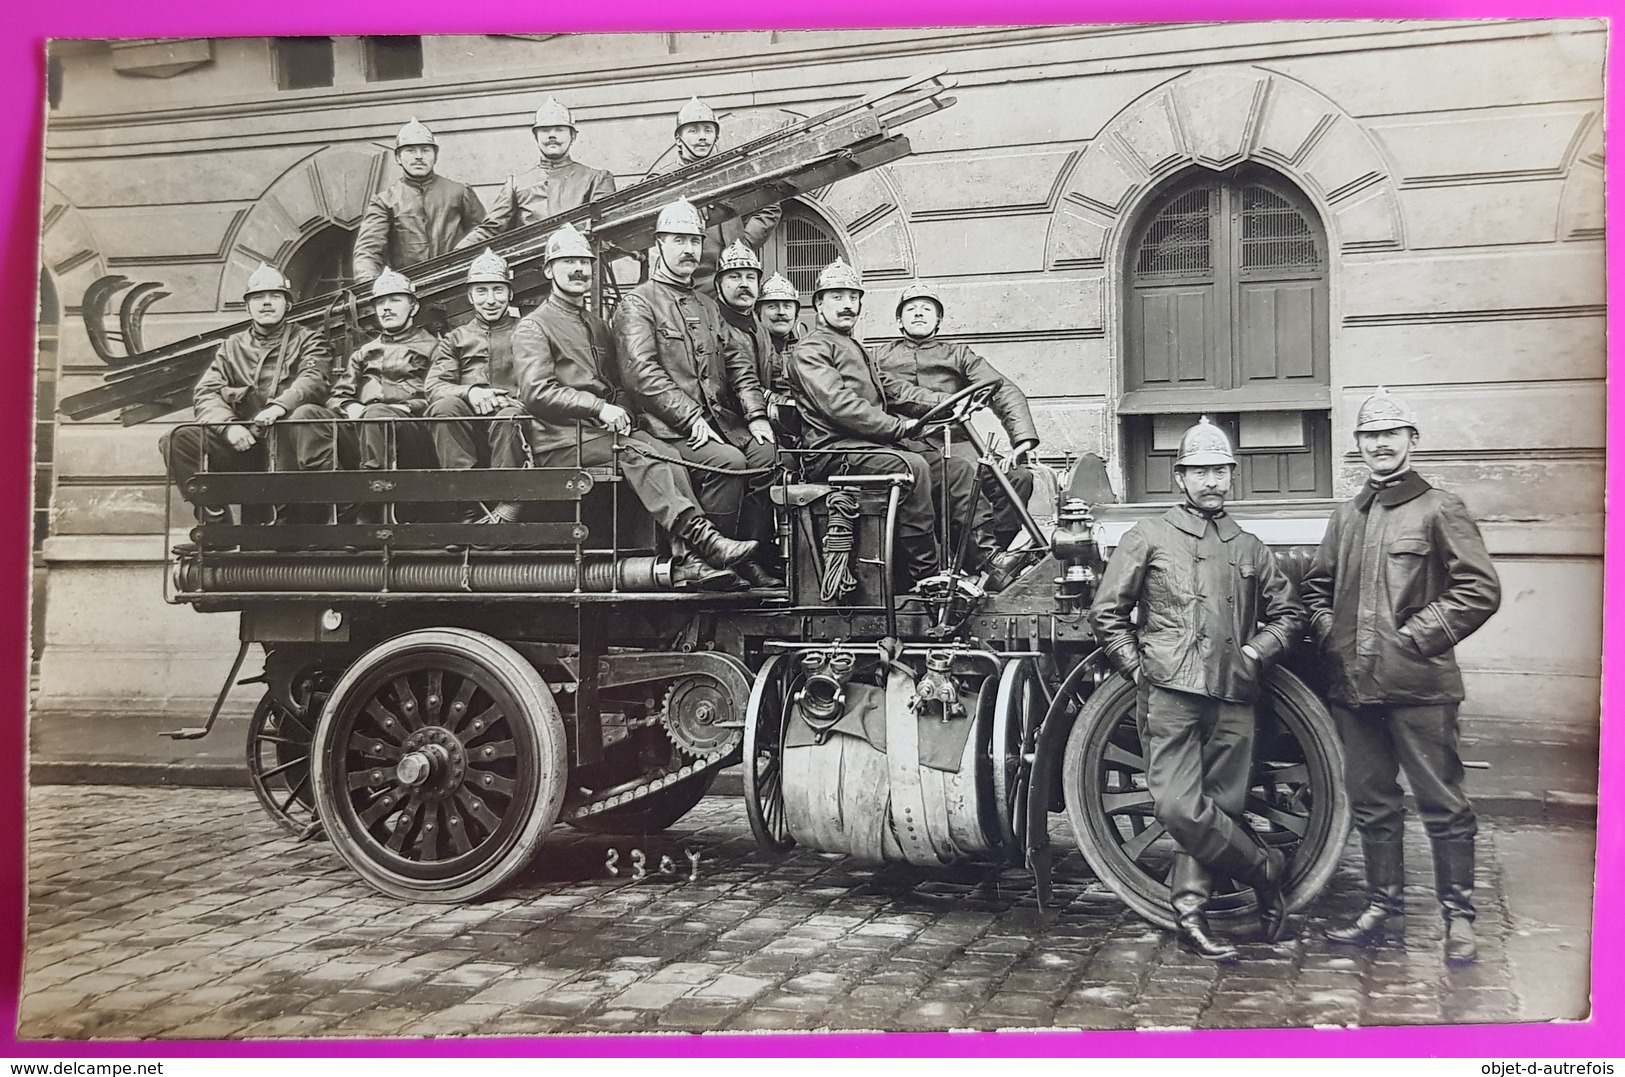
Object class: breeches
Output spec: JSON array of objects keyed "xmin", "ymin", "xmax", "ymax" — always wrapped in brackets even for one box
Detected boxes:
[
  {"xmin": 1333, "ymin": 702, "xmax": 1476, "ymax": 843},
  {"xmin": 532, "ymin": 430, "xmax": 699, "ymax": 532}
]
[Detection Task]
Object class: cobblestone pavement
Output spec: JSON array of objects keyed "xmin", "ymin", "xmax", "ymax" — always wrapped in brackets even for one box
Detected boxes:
[{"xmin": 17, "ymin": 785, "xmax": 1592, "ymax": 1040}]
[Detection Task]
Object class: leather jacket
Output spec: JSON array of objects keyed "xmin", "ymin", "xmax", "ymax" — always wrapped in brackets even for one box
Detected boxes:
[
  {"xmin": 648, "ymin": 154, "xmax": 781, "ymax": 296},
  {"xmin": 192, "ymin": 322, "xmax": 330, "ymax": 425},
  {"xmin": 513, "ymin": 291, "xmax": 619, "ymax": 456},
  {"xmin": 328, "ymin": 326, "xmax": 437, "ymax": 414},
  {"xmin": 1301, "ymin": 470, "xmax": 1501, "ymax": 706},
  {"xmin": 426, "ymin": 316, "xmax": 520, "ymax": 403},
  {"xmin": 352, "ymin": 174, "xmax": 484, "ymax": 286},
  {"xmin": 761, "ymin": 326, "xmax": 799, "ymax": 401},
  {"xmin": 718, "ymin": 301, "xmax": 776, "ymax": 416},
  {"xmin": 872, "ymin": 334, "xmax": 1040, "ymax": 449},
  {"xmin": 1090, "ymin": 505, "xmax": 1306, "ymax": 704},
  {"xmin": 612, "ymin": 264, "xmax": 766, "ymax": 443},
  {"xmin": 456, "ymin": 158, "xmax": 616, "ymax": 249},
  {"xmin": 787, "ymin": 323, "xmax": 945, "ymax": 449}
]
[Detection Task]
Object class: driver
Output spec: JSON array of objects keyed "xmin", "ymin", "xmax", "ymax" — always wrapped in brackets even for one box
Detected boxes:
[
  {"xmin": 787, "ymin": 259, "xmax": 991, "ymax": 593},
  {"xmin": 1088, "ymin": 417, "xmax": 1305, "ymax": 962}
]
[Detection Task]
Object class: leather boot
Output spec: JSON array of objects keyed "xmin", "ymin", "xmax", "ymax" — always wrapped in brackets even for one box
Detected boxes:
[
  {"xmin": 1327, "ymin": 838, "xmax": 1406, "ymax": 946},
  {"xmin": 1434, "ymin": 838, "xmax": 1478, "ymax": 965},
  {"xmin": 679, "ymin": 514, "xmax": 759, "ymax": 570},
  {"xmin": 1252, "ymin": 842, "xmax": 1290, "ymax": 943},
  {"xmin": 1170, "ymin": 856, "xmax": 1238, "ymax": 962},
  {"xmin": 734, "ymin": 560, "xmax": 785, "ymax": 590},
  {"xmin": 669, "ymin": 535, "xmax": 748, "ymax": 592}
]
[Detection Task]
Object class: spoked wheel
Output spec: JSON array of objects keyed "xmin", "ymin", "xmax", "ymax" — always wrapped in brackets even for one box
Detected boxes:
[
  {"xmin": 566, "ymin": 771, "xmax": 717, "ymax": 835},
  {"xmin": 246, "ymin": 690, "xmax": 319, "ymax": 836},
  {"xmin": 310, "ymin": 628, "xmax": 567, "ymax": 902},
  {"xmin": 1061, "ymin": 667, "xmax": 1350, "ymax": 930},
  {"xmin": 991, "ymin": 656, "xmax": 1046, "ymax": 858},
  {"xmin": 743, "ymin": 655, "xmax": 796, "ymax": 854}
]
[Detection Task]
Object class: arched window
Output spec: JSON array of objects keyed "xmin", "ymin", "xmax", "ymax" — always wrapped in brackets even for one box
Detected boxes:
[
  {"xmin": 1120, "ymin": 165, "xmax": 1331, "ymax": 502},
  {"xmin": 759, "ymin": 199, "xmax": 848, "ymax": 304},
  {"xmin": 285, "ymin": 225, "xmax": 356, "ymax": 304}
]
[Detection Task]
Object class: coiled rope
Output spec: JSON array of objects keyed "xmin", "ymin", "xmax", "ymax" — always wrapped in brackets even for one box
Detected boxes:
[{"xmin": 819, "ymin": 490, "xmax": 861, "ymax": 602}]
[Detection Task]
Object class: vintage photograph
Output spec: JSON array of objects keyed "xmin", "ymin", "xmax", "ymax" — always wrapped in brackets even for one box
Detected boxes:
[{"xmin": 21, "ymin": 21, "xmax": 1604, "ymax": 1040}]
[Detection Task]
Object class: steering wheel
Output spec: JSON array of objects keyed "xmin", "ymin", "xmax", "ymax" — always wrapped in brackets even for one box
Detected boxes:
[{"xmin": 904, "ymin": 380, "xmax": 999, "ymax": 439}]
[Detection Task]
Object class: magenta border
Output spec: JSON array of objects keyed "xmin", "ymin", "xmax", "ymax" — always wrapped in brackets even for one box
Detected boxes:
[{"xmin": 0, "ymin": 1, "xmax": 1616, "ymax": 1059}]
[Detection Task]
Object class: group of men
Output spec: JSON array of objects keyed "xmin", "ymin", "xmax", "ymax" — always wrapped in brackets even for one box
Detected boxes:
[
  {"xmin": 164, "ymin": 96, "xmax": 1043, "ymax": 594},
  {"xmin": 1090, "ymin": 399, "xmax": 1501, "ymax": 967}
]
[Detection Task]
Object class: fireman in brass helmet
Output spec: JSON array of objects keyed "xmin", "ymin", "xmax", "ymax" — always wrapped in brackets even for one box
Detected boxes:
[
  {"xmin": 1302, "ymin": 388, "xmax": 1501, "ymax": 965},
  {"xmin": 352, "ymin": 118, "xmax": 485, "ymax": 288},
  {"xmin": 160, "ymin": 263, "xmax": 336, "ymax": 527},
  {"xmin": 1089, "ymin": 417, "xmax": 1306, "ymax": 961},
  {"xmin": 613, "ymin": 199, "xmax": 779, "ymax": 588},
  {"xmin": 513, "ymin": 223, "xmax": 759, "ymax": 590},
  {"xmin": 457, "ymin": 96, "xmax": 616, "ymax": 249},
  {"xmin": 873, "ymin": 280, "xmax": 1039, "ymax": 558},
  {"xmin": 425, "ymin": 248, "xmax": 529, "ymax": 523},
  {"xmin": 650, "ymin": 95, "xmax": 782, "ymax": 297}
]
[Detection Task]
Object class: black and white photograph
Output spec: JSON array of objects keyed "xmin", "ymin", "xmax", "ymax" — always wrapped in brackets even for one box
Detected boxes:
[{"xmin": 20, "ymin": 20, "xmax": 1605, "ymax": 1041}]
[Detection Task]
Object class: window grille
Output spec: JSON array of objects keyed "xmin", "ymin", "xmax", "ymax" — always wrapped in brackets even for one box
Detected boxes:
[
  {"xmin": 285, "ymin": 226, "xmax": 356, "ymax": 303},
  {"xmin": 1134, "ymin": 188, "xmax": 1212, "ymax": 278},
  {"xmin": 274, "ymin": 37, "xmax": 334, "ymax": 91},
  {"xmin": 1240, "ymin": 184, "xmax": 1319, "ymax": 269},
  {"xmin": 782, "ymin": 207, "xmax": 841, "ymax": 294}
]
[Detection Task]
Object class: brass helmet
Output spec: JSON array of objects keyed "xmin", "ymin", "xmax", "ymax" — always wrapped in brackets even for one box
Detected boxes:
[
  {"xmin": 717, "ymin": 240, "xmax": 762, "ymax": 276},
  {"xmin": 466, "ymin": 248, "xmax": 513, "ymax": 285},
  {"xmin": 545, "ymin": 222, "xmax": 596, "ymax": 263},
  {"xmin": 757, "ymin": 273, "xmax": 799, "ymax": 304},
  {"xmin": 675, "ymin": 96, "xmax": 718, "ymax": 133},
  {"xmin": 394, "ymin": 117, "xmax": 437, "ymax": 151},
  {"xmin": 1174, "ymin": 416, "xmax": 1236, "ymax": 468},
  {"xmin": 243, "ymin": 263, "xmax": 293, "ymax": 300},
  {"xmin": 895, "ymin": 280, "xmax": 944, "ymax": 319},
  {"xmin": 531, "ymin": 96, "xmax": 577, "ymax": 131},
  {"xmin": 1355, "ymin": 386, "xmax": 1419, "ymax": 434},
  {"xmin": 370, "ymin": 268, "xmax": 416, "ymax": 301},
  {"xmin": 654, "ymin": 198, "xmax": 705, "ymax": 238},
  {"xmin": 813, "ymin": 259, "xmax": 864, "ymax": 297}
]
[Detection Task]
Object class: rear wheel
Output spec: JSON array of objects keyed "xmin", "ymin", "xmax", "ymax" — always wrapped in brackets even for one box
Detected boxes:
[
  {"xmin": 311, "ymin": 628, "xmax": 567, "ymax": 902},
  {"xmin": 1061, "ymin": 668, "xmax": 1349, "ymax": 930},
  {"xmin": 246, "ymin": 691, "xmax": 318, "ymax": 836}
]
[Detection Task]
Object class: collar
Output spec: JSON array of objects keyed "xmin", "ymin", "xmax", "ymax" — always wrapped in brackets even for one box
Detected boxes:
[
  {"xmin": 815, "ymin": 319, "xmax": 855, "ymax": 340},
  {"xmin": 536, "ymin": 155, "xmax": 574, "ymax": 171},
  {"xmin": 717, "ymin": 302, "xmax": 756, "ymax": 332},
  {"xmin": 378, "ymin": 325, "xmax": 418, "ymax": 344},
  {"xmin": 545, "ymin": 290, "xmax": 587, "ymax": 315},
  {"xmin": 402, "ymin": 173, "xmax": 436, "ymax": 191},
  {"xmin": 897, "ymin": 330, "xmax": 938, "ymax": 347},
  {"xmin": 768, "ymin": 327, "xmax": 799, "ymax": 349},
  {"xmin": 1163, "ymin": 503, "xmax": 1241, "ymax": 542},
  {"xmin": 249, "ymin": 323, "xmax": 283, "ymax": 342},
  {"xmin": 652, "ymin": 262, "xmax": 695, "ymax": 290},
  {"xmin": 1354, "ymin": 468, "xmax": 1431, "ymax": 511}
]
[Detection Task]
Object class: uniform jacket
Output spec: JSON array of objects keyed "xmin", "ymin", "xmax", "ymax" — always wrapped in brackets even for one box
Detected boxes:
[
  {"xmin": 1090, "ymin": 506, "xmax": 1306, "ymax": 704},
  {"xmin": 787, "ymin": 323, "xmax": 945, "ymax": 449},
  {"xmin": 513, "ymin": 291, "xmax": 619, "ymax": 455},
  {"xmin": 760, "ymin": 325, "xmax": 799, "ymax": 401},
  {"xmin": 426, "ymin": 317, "xmax": 520, "ymax": 404},
  {"xmin": 352, "ymin": 174, "xmax": 484, "ymax": 286},
  {"xmin": 192, "ymin": 323, "xmax": 331, "ymax": 425},
  {"xmin": 1300, "ymin": 470, "xmax": 1501, "ymax": 706},
  {"xmin": 649, "ymin": 154, "xmax": 781, "ymax": 296},
  {"xmin": 718, "ymin": 301, "xmax": 776, "ymax": 416},
  {"xmin": 456, "ymin": 158, "xmax": 616, "ymax": 249},
  {"xmin": 872, "ymin": 335, "xmax": 1040, "ymax": 449},
  {"xmin": 328, "ymin": 326, "xmax": 438, "ymax": 415},
  {"xmin": 612, "ymin": 265, "xmax": 767, "ymax": 443}
]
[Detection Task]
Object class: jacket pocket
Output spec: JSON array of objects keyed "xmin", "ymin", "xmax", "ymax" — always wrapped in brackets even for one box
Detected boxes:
[{"xmin": 1388, "ymin": 535, "xmax": 1433, "ymax": 624}]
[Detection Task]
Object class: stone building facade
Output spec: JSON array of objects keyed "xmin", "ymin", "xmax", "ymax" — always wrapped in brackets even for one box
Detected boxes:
[{"xmin": 35, "ymin": 22, "xmax": 1605, "ymax": 738}]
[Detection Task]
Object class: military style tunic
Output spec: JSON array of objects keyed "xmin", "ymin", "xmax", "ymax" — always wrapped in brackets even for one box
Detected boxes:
[
  {"xmin": 329, "ymin": 327, "xmax": 437, "ymax": 415},
  {"xmin": 352, "ymin": 174, "xmax": 484, "ymax": 286},
  {"xmin": 457, "ymin": 158, "xmax": 616, "ymax": 249},
  {"xmin": 426, "ymin": 318, "xmax": 520, "ymax": 401},
  {"xmin": 871, "ymin": 335, "xmax": 1039, "ymax": 449},
  {"xmin": 192, "ymin": 323, "xmax": 331, "ymax": 425},
  {"xmin": 424, "ymin": 316, "xmax": 528, "ymax": 471}
]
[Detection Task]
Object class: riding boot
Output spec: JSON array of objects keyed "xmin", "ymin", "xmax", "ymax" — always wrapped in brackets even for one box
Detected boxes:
[
  {"xmin": 678, "ymin": 514, "xmax": 759, "ymax": 570},
  {"xmin": 1434, "ymin": 838, "xmax": 1478, "ymax": 965},
  {"xmin": 1327, "ymin": 838, "xmax": 1406, "ymax": 946},
  {"xmin": 1170, "ymin": 855, "xmax": 1238, "ymax": 962},
  {"xmin": 669, "ymin": 534, "xmax": 747, "ymax": 592},
  {"xmin": 1209, "ymin": 828, "xmax": 1290, "ymax": 943}
]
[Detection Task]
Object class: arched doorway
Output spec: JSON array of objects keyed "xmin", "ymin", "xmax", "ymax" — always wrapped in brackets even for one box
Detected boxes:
[
  {"xmin": 285, "ymin": 224, "xmax": 357, "ymax": 304},
  {"xmin": 760, "ymin": 198, "xmax": 849, "ymax": 301},
  {"xmin": 1119, "ymin": 164, "xmax": 1332, "ymax": 502}
]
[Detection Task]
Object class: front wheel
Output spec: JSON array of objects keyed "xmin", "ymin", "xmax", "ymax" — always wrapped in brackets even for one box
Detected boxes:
[
  {"xmin": 310, "ymin": 628, "xmax": 567, "ymax": 902},
  {"xmin": 1061, "ymin": 668, "xmax": 1350, "ymax": 930}
]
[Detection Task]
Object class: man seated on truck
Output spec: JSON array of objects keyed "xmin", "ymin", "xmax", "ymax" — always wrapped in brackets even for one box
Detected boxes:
[
  {"xmin": 160, "ymin": 262, "xmax": 335, "ymax": 528},
  {"xmin": 872, "ymin": 281, "xmax": 1039, "ymax": 554},
  {"xmin": 424, "ymin": 248, "xmax": 529, "ymax": 523},
  {"xmin": 325, "ymin": 268, "xmax": 439, "ymax": 522},
  {"xmin": 515, "ymin": 223, "xmax": 760, "ymax": 590},
  {"xmin": 788, "ymin": 259, "xmax": 993, "ymax": 593}
]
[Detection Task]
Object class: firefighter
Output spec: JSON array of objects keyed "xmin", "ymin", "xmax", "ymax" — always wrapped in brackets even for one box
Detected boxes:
[
  {"xmin": 456, "ymin": 97, "xmax": 616, "ymax": 249},
  {"xmin": 1089, "ymin": 418, "xmax": 1305, "ymax": 962},
  {"xmin": 326, "ymin": 269, "xmax": 438, "ymax": 522},
  {"xmin": 352, "ymin": 118, "xmax": 484, "ymax": 289},
  {"xmin": 160, "ymin": 263, "xmax": 335, "ymax": 527},
  {"xmin": 514, "ymin": 223, "xmax": 759, "ymax": 591},
  {"xmin": 425, "ymin": 248, "xmax": 528, "ymax": 523},
  {"xmin": 755, "ymin": 271, "xmax": 801, "ymax": 404},
  {"xmin": 612, "ymin": 198, "xmax": 781, "ymax": 588},
  {"xmin": 873, "ymin": 281, "xmax": 1039, "ymax": 554},
  {"xmin": 650, "ymin": 96, "xmax": 782, "ymax": 296},
  {"xmin": 787, "ymin": 259, "xmax": 973, "ymax": 593},
  {"xmin": 1301, "ymin": 388, "xmax": 1501, "ymax": 965}
]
